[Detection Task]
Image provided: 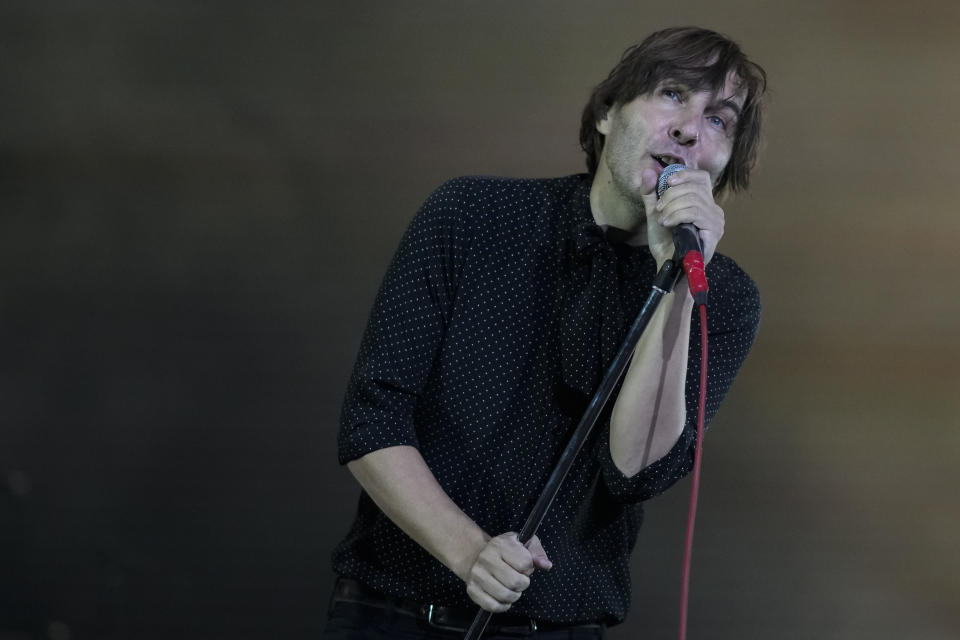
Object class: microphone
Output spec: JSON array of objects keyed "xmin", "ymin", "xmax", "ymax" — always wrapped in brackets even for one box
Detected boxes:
[{"xmin": 656, "ymin": 164, "xmax": 708, "ymax": 306}]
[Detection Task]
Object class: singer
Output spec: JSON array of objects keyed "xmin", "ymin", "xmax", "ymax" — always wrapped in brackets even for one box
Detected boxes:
[{"xmin": 327, "ymin": 27, "xmax": 767, "ymax": 639}]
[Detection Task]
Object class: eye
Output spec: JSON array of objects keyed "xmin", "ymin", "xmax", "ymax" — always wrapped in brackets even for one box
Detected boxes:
[
  {"xmin": 707, "ymin": 115, "xmax": 727, "ymax": 130},
  {"xmin": 662, "ymin": 87, "xmax": 682, "ymax": 102}
]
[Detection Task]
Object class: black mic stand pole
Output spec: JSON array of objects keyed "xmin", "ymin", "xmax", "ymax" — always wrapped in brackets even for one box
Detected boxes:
[{"xmin": 463, "ymin": 257, "xmax": 685, "ymax": 640}]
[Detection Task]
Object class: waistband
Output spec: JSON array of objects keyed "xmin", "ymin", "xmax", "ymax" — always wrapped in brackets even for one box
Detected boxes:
[{"xmin": 331, "ymin": 577, "xmax": 604, "ymax": 635}]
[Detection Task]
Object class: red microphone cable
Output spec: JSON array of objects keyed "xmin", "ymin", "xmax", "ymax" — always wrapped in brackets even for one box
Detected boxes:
[{"xmin": 678, "ymin": 301, "xmax": 708, "ymax": 640}]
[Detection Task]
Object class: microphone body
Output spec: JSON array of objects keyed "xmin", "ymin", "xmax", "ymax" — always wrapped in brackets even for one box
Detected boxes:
[{"xmin": 656, "ymin": 164, "xmax": 709, "ymax": 306}]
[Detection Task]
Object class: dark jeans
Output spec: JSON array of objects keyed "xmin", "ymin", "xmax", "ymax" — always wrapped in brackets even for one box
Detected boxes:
[{"xmin": 323, "ymin": 600, "xmax": 606, "ymax": 640}]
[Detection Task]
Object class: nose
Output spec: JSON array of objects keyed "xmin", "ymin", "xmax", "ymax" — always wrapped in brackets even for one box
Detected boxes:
[{"xmin": 670, "ymin": 117, "xmax": 700, "ymax": 146}]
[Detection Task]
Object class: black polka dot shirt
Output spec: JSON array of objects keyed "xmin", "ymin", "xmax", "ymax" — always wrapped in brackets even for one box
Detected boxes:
[{"xmin": 334, "ymin": 174, "xmax": 760, "ymax": 625}]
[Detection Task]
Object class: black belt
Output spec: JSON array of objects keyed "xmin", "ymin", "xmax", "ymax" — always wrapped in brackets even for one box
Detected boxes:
[{"xmin": 331, "ymin": 577, "xmax": 603, "ymax": 635}]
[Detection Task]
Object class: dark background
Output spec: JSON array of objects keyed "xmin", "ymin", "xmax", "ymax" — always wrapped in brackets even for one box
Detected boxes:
[{"xmin": 2, "ymin": 1, "xmax": 959, "ymax": 639}]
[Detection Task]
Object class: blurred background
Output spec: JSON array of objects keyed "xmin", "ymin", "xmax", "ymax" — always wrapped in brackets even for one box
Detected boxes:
[{"xmin": 1, "ymin": 1, "xmax": 958, "ymax": 638}]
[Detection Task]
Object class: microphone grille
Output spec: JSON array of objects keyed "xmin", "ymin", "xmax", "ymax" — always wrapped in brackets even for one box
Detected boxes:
[{"xmin": 656, "ymin": 163, "xmax": 687, "ymax": 198}]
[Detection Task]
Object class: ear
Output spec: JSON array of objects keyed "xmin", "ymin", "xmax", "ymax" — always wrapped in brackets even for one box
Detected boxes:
[{"xmin": 596, "ymin": 105, "xmax": 614, "ymax": 135}]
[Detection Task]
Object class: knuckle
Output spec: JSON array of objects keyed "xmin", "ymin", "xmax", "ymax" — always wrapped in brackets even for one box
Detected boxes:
[
  {"xmin": 479, "ymin": 548, "xmax": 498, "ymax": 564},
  {"xmin": 492, "ymin": 533, "xmax": 515, "ymax": 549},
  {"xmin": 466, "ymin": 585, "xmax": 482, "ymax": 605},
  {"xmin": 510, "ymin": 575, "xmax": 531, "ymax": 591}
]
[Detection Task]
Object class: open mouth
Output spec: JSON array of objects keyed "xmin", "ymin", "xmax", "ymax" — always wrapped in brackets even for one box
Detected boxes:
[{"xmin": 653, "ymin": 154, "xmax": 684, "ymax": 168}]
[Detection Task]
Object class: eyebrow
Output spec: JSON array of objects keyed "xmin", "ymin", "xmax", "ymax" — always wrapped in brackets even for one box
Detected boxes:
[
  {"xmin": 661, "ymin": 80, "xmax": 744, "ymax": 120},
  {"xmin": 712, "ymin": 97, "xmax": 742, "ymax": 121}
]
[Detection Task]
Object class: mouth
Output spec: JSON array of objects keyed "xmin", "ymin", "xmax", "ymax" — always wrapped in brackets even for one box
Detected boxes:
[{"xmin": 652, "ymin": 154, "xmax": 685, "ymax": 169}]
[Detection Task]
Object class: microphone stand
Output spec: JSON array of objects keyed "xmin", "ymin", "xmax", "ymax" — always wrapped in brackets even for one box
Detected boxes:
[{"xmin": 463, "ymin": 257, "xmax": 685, "ymax": 640}]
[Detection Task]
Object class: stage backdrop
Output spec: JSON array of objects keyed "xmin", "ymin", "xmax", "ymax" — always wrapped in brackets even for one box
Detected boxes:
[{"xmin": 1, "ymin": 1, "xmax": 958, "ymax": 639}]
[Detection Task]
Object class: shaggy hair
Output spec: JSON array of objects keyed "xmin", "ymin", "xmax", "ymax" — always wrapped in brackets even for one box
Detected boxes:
[{"xmin": 579, "ymin": 27, "xmax": 767, "ymax": 196}]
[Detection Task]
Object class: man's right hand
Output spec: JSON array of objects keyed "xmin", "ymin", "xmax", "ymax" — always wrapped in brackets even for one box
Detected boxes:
[
  {"xmin": 347, "ymin": 448, "xmax": 551, "ymax": 613},
  {"xmin": 464, "ymin": 532, "xmax": 552, "ymax": 613}
]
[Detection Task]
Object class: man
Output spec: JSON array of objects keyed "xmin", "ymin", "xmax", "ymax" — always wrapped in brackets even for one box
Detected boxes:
[{"xmin": 327, "ymin": 26, "xmax": 767, "ymax": 639}]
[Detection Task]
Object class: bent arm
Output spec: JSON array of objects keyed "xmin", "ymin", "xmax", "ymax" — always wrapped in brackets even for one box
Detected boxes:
[
  {"xmin": 347, "ymin": 445, "xmax": 552, "ymax": 612},
  {"xmin": 605, "ymin": 167, "xmax": 717, "ymax": 480},
  {"xmin": 347, "ymin": 445, "xmax": 488, "ymax": 581},
  {"xmin": 602, "ymin": 256, "xmax": 761, "ymax": 500},
  {"xmin": 609, "ymin": 282, "xmax": 694, "ymax": 477}
]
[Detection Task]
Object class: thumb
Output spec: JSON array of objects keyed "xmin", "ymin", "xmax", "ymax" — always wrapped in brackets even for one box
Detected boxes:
[
  {"xmin": 526, "ymin": 536, "xmax": 553, "ymax": 571},
  {"xmin": 639, "ymin": 168, "xmax": 660, "ymax": 217}
]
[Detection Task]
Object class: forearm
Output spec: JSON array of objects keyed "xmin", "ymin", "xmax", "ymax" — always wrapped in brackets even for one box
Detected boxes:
[
  {"xmin": 609, "ymin": 282, "xmax": 694, "ymax": 477},
  {"xmin": 347, "ymin": 445, "xmax": 488, "ymax": 581}
]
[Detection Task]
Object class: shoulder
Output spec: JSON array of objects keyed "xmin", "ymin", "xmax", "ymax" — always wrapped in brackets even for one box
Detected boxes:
[
  {"xmin": 428, "ymin": 174, "xmax": 585, "ymax": 199},
  {"xmin": 424, "ymin": 174, "xmax": 587, "ymax": 220},
  {"xmin": 419, "ymin": 175, "xmax": 590, "ymax": 252},
  {"xmin": 706, "ymin": 254, "xmax": 760, "ymax": 299},
  {"xmin": 401, "ymin": 175, "xmax": 581, "ymax": 257}
]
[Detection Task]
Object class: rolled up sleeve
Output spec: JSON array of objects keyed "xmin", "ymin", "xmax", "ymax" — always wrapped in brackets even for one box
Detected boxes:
[
  {"xmin": 338, "ymin": 179, "xmax": 475, "ymax": 464},
  {"xmin": 593, "ymin": 257, "xmax": 761, "ymax": 503}
]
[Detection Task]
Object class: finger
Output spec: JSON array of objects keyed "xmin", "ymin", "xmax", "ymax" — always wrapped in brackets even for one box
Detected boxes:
[
  {"xmin": 494, "ymin": 534, "xmax": 537, "ymax": 576},
  {"xmin": 660, "ymin": 186, "xmax": 715, "ymax": 216},
  {"xmin": 660, "ymin": 200, "xmax": 720, "ymax": 229},
  {"xmin": 658, "ymin": 202, "xmax": 710, "ymax": 229},
  {"xmin": 658, "ymin": 190, "xmax": 713, "ymax": 222},
  {"xmin": 658, "ymin": 197, "xmax": 709, "ymax": 226},
  {"xmin": 526, "ymin": 536, "xmax": 553, "ymax": 571},
  {"xmin": 470, "ymin": 565, "xmax": 525, "ymax": 604},
  {"xmin": 639, "ymin": 167, "xmax": 660, "ymax": 214},
  {"xmin": 641, "ymin": 168, "xmax": 660, "ymax": 195},
  {"xmin": 664, "ymin": 168, "xmax": 712, "ymax": 190},
  {"xmin": 466, "ymin": 581, "xmax": 514, "ymax": 613},
  {"xmin": 486, "ymin": 555, "xmax": 533, "ymax": 590},
  {"xmin": 658, "ymin": 183, "xmax": 713, "ymax": 209},
  {"xmin": 659, "ymin": 193, "xmax": 723, "ymax": 227},
  {"xmin": 677, "ymin": 212, "xmax": 723, "ymax": 237}
]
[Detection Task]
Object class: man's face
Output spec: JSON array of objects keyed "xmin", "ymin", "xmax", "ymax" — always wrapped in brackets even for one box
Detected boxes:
[{"xmin": 596, "ymin": 73, "xmax": 745, "ymax": 204}]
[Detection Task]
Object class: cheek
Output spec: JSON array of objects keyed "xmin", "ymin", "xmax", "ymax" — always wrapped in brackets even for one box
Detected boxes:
[
  {"xmin": 706, "ymin": 147, "xmax": 733, "ymax": 180},
  {"xmin": 604, "ymin": 130, "xmax": 633, "ymax": 167}
]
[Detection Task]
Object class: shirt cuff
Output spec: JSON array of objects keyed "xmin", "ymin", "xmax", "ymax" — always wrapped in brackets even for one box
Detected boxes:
[{"xmin": 594, "ymin": 423, "xmax": 696, "ymax": 503}]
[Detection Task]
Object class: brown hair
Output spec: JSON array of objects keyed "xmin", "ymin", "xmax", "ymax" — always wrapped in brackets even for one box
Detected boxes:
[{"xmin": 579, "ymin": 26, "xmax": 767, "ymax": 196}]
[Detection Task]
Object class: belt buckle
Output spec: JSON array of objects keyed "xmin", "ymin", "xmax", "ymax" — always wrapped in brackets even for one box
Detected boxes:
[
  {"xmin": 424, "ymin": 604, "xmax": 538, "ymax": 635},
  {"xmin": 421, "ymin": 604, "xmax": 470, "ymax": 633}
]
